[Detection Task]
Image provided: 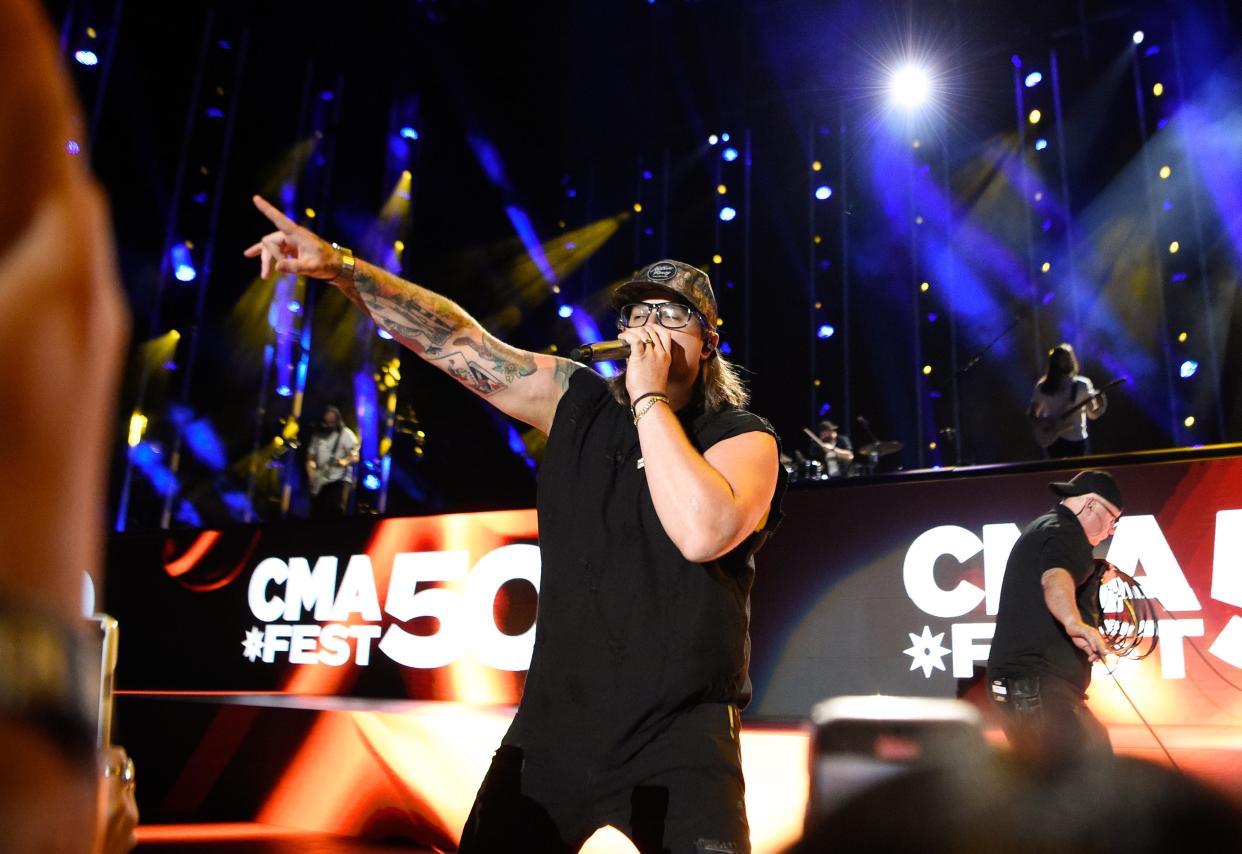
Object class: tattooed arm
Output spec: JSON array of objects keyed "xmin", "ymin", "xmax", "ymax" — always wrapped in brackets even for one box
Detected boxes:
[{"xmin": 245, "ymin": 195, "xmax": 579, "ymax": 433}]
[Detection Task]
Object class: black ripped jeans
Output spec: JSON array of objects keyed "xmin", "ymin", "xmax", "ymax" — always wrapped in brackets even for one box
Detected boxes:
[{"xmin": 989, "ymin": 674, "xmax": 1112, "ymax": 763}]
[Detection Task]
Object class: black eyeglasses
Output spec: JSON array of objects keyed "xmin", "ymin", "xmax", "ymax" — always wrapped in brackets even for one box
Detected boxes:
[{"xmin": 617, "ymin": 302, "xmax": 701, "ymax": 330}]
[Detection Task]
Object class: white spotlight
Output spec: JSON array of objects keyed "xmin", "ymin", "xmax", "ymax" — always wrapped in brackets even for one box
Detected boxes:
[
  {"xmin": 1132, "ymin": 30, "xmax": 1145, "ymax": 44},
  {"xmin": 890, "ymin": 64, "xmax": 932, "ymax": 108}
]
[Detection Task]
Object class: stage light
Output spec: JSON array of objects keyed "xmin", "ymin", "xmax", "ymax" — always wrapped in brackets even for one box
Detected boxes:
[
  {"xmin": 1034, "ymin": 191, "xmax": 1044, "ymax": 201},
  {"xmin": 276, "ymin": 384, "xmax": 292, "ymax": 397},
  {"xmin": 86, "ymin": 27, "xmax": 97, "ymax": 38},
  {"xmin": 65, "ymin": 140, "xmax": 81, "ymax": 155},
  {"xmin": 319, "ymin": 89, "xmax": 335, "ymax": 101},
  {"xmin": 557, "ymin": 305, "xmax": 574, "ymax": 318},
  {"xmin": 927, "ymin": 312, "xmax": 938, "ymax": 322},
  {"xmin": 1041, "ymin": 261, "xmax": 1051, "ymax": 272},
  {"xmin": 1132, "ymin": 30, "xmax": 1145, "ymax": 45},
  {"xmin": 642, "ymin": 169, "xmax": 653, "ymax": 179},
  {"xmin": 712, "ymin": 253, "xmax": 723, "ymax": 264},
  {"xmin": 912, "ymin": 138, "xmax": 921, "ymax": 148},
  {"xmin": 922, "ymin": 364, "xmax": 932, "ymax": 376},
  {"xmin": 721, "ymin": 132, "xmax": 731, "ymax": 142},
  {"xmin": 1168, "ymin": 240, "xmax": 1180, "ymax": 253},
  {"xmin": 717, "ymin": 184, "xmax": 727, "ymax": 194},
  {"xmin": 1184, "ymin": 416, "xmax": 1195, "ymax": 428},
  {"xmin": 304, "ymin": 207, "xmax": 316, "ymax": 219},
  {"xmin": 1179, "ymin": 359, "xmax": 1199, "ymax": 378},
  {"xmin": 811, "ymin": 160, "xmax": 822, "ymax": 172},
  {"xmin": 1171, "ymin": 272, "xmax": 1188, "ymax": 282},
  {"xmin": 720, "ymin": 341, "xmax": 732, "ymax": 355},
  {"xmin": 890, "ymin": 64, "xmax": 932, "ymax": 108},
  {"xmin": 719, "ymin": 206, "xmax": 737, "ymax": 222},
  {"xmin": 633, "ymin": 202, "xmax": 643, "ymax": 213},
  {"xmin": 127, "ymin": 413, "xmax": 148, "ymax": 448},
  {"xmin": 708, "ymin": 134, "xmax": 719, "ymax": 145},
  {"xmin": 814, "ymin": 185, "xmax": 832, "ymax": 200},
  {"xmin": 817, "ymin": 324, "xmax": 835, "ymax": 339},
  {"xmin": 813, "ymin": 235, "xmax": 822, "ymax": 245},
  {"xmin": 1153, "ymin": 82, "xmax": 1164, "ymax": 97},
  {"xmin": 74, "ymin": 49, "xmax": 99, "ymax": 66},
  {"xmin": 400, "ymin": 126, "xmax": 419, "ymax": 140},
  {"xmin": 722, "ymin": 147, "xmax": 739, "ymax": 162},
  {"xmin": 394, "ymin": 239, "xmax": 405, "ymax": 252},
  {"xmin": 566, "ymin": 188, "xmax": 577, "ymax": 198},
  {"xmin": 818, "ymin": 403, "xmax": 831, "ymax": 415},
  {"xmin": 362, "ymin": 473, "xmax": 382, "ymax": 490},
  {"xmin": 1029, "ymin": 109, "xmax": 1042, "ymax": 124},
  {"xmin": 920, "ymin": 281, "xmax": 930, "ymax": 292},
  {"xmin": 287, "ymin": 300, "xmax": 302, "ymax": 313},
  {"xmin": 1034, "ymin": 138, "xmax": 1048, "ymax": 151},
  {"xmin": 1177, "ymin": 331, "xmax": 1188, "ymax": 343},
  {"xmin": 1024, "ymin": 71, "xmax": 1043, "ymax": 87},
  {"xmin": 205, "ymin": 107, "xmax": 224, "ymax": 119},
  {"xmin": 171, "ymin": 242, "xmax": 197, "ymax": 282},
  {"xmin": 377, "ymin": 328, "xmax": 393, "ymax": 340}
]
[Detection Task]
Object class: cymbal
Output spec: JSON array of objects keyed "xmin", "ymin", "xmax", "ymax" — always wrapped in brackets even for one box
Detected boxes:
[{"xmin": 859, "ymin": 440, "xmax": 903, "ymax": 457}]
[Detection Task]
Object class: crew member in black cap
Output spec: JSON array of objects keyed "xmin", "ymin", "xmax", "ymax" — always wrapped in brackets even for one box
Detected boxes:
[
  {"xmin": 245, "ymin": 201, "xmax": 784, "ymax": 854},
  {"xmin": 986, "ymin": 469, "xmax": 1125, "ymax": 762}
]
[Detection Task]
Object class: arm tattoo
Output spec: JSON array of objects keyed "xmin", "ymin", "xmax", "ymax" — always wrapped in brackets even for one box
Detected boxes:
[
  {"xmin": 553, "ymin": 358, "xmax": 580, "ymax": 392},
  {"xmin": 462, "ymin": 334, "xmax": 537, "ymax": 385},
  {"xmin": 348, "ymin": 263, "xmax": 540, "ymax": 398}
]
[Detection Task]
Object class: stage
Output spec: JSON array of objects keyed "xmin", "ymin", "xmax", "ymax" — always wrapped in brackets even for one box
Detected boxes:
[{"xmin": 107, "ymin": 447, "xmax": 1242, "ymax": 851}]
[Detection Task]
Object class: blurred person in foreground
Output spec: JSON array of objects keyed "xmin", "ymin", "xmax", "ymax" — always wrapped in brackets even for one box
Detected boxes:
[
  {"xmin": 0, "ymin": 1, "xmax": 134, "ymax": 851},
  {"xmin": 788, "ymin": 751, "xmax": 1242, "ymax": 854}
]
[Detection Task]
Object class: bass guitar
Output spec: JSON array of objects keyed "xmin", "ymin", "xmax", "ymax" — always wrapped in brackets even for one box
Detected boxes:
[{"xmin": 1032, "ymin": 377, "xmax": 1126, "ymax": 448}]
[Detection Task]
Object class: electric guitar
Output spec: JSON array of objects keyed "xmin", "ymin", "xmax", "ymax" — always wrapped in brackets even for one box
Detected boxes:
[{"xmin": 1031, "ymin": 377, "xmax": 1126, "ymax": 448}]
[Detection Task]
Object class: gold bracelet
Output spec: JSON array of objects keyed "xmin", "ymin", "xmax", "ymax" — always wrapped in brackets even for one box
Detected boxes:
[
  {"xmin": 631, "ymin": 394, "xmax": 670, "ymax": 425},
  {"xmin": 330, "ymin": 242, "xmax": 356, "ymax": 281}
]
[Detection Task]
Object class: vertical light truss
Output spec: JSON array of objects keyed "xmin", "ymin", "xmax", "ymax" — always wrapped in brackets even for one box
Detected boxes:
[
  {"xmin": 355, "ymin": 99, "xmax": 421, "ymax": 516},
  {"xmin": 710, "ymin": 129, "xmax": 749, "ymax": 367},
  {"xmin": 1169, "ymin": 23, "xmax": 1225, "ymax": 442},
  {"xmin": 244, "ymin": 66, "xmax": 344, "ymax": 521},
  {"xmin": 807, "ymin": 112, "xmax": 848, "ymax": 441},
  {"xmin": 114, "ymin": 10, "xmax": 248, "ymax": 531},
  {"xmin": 1129, "ymin": 31, "xmax": 1181, "ymax": 443},
  {"xmin": 59, "ymin": 0, "xmax": 125, "ymax": 146}
]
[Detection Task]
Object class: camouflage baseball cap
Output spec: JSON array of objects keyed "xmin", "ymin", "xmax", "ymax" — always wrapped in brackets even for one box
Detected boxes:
[{"xmin": 611, "ymin": 260, "xmax": 718, "ymax": 327}]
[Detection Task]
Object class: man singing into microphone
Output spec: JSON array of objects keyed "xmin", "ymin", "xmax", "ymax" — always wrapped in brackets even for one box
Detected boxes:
[{"xmin": 246, "ymin": 198, "xmax": 784, "ymax": 854}]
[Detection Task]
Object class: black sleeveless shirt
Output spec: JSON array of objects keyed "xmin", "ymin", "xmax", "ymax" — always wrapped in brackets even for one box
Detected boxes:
[{"xmin": 503, "ymin": 369, "xmax": 785, "ymax": 768}]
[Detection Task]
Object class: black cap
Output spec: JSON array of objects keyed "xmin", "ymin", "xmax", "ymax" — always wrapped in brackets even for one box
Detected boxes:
[
  {"xmin": 611, "ymin": 260, "xmax": 718, "ymax": 327},
  {"xmin": 818, "ymin": 419, "xmax": 839, "ymax": 432},
  {"xmin": 1049, "ymin": 470, "xmax": 1124, "ymax": 510}
]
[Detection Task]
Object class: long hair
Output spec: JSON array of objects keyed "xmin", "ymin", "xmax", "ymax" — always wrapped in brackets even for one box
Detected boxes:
[
  {"xmin": 608, "ymin": 349, "xmax": 750, "ymax": 413},
  {"xmin": 1038, "ymin": 343, "xmax": 1078, "ymax": 396}
]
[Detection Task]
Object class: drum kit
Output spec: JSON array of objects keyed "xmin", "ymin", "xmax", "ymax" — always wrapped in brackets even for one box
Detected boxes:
[{"xmin": 783, "ymin": 433, "xmax": 904, "ymax": 483}]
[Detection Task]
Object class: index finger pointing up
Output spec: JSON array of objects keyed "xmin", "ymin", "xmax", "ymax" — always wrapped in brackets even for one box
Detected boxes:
[{"xmin": 252, "ymin": 194, "xmax": 298, "ymax": 234}]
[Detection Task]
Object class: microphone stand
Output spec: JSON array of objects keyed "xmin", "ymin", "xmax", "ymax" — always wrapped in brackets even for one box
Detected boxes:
[{"xmin": 954, "ymin": 314, "xmax": 1022, "ymax": 466}]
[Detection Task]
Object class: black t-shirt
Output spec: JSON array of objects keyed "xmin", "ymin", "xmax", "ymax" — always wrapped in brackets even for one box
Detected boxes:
[
  {"xmin": 987, "ymin": 505, "xmax": 1098, "ymax": 693},
  {"xmin": 503, "ymin": 369, "xmax": 786, "ymax": 768}
]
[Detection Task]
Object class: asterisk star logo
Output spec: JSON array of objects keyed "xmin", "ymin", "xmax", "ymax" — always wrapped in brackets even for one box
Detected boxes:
[
  {"xmin": 903, "ymin": 625, "xmax": 950, "ymax": 678},
  {"xmin": 242, "ymin": 626, "xmax": 265, "ymax": 662}
]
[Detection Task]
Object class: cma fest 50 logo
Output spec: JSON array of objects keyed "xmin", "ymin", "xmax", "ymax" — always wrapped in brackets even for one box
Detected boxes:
[
  {"xmin": 240, "ymin": 545, "xmax": 540, "ymax": 671},
  {"xmin": 900, "ymin": 509, "xmax": 1242, "ymax": 680}
]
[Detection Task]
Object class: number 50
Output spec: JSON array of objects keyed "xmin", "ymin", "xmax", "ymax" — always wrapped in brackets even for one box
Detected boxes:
[{"xmin": 377, "ymin": 544, "xmax": 541, "ymax": 671}]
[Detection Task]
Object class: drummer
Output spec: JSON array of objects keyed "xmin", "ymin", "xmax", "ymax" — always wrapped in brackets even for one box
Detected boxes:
[{"xmin": 809, "ymin": 419, "xmax": 855, "ymax": 477}]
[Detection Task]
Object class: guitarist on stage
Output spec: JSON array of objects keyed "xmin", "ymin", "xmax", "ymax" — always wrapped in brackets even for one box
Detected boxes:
[
  {"xmin": 1028, "ymin": 344, "xmax": 1108, "ymax": 459},
  {"xmin": 306, "ymin": 405, "xmax": 361, "ymax": 517}
]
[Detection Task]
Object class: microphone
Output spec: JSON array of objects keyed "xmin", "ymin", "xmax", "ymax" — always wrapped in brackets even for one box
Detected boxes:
[{"xmin": 570, "ymin": 339, "xmax": 631, "ymax": 363}]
